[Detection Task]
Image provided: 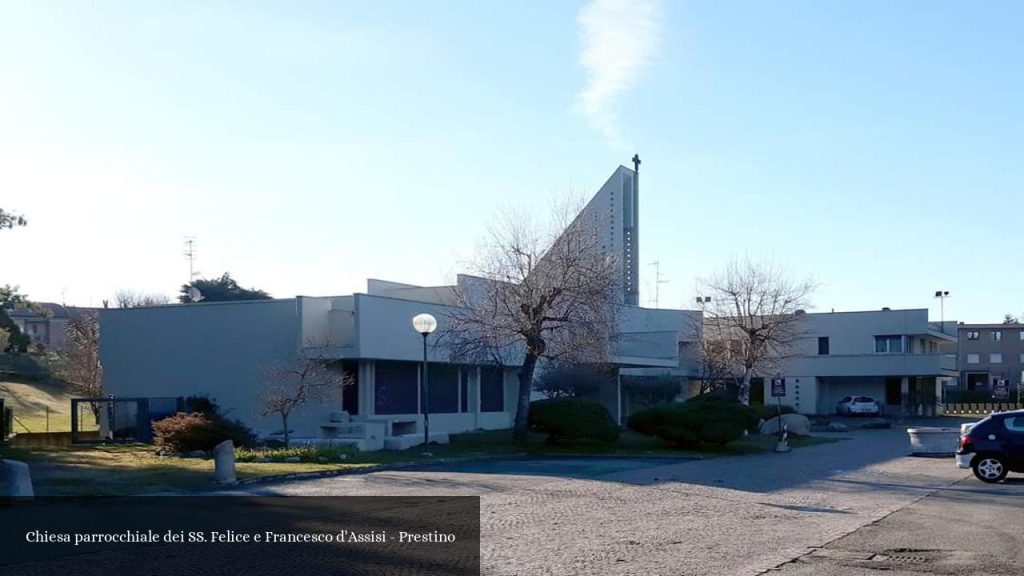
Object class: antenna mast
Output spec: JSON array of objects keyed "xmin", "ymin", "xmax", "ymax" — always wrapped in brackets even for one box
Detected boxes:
[
  {"xmin": 184, "ymin": 237, "xmax": 200, "ymax": 281},
  {"xmin": 648, "ymin": 260, "xmax": 669, "ymax": 308}
]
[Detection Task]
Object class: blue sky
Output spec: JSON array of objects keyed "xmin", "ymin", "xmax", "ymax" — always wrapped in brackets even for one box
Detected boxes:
[{"xmin": 1, "ymin": 1, "xmax": 1021, "ymax": 322}]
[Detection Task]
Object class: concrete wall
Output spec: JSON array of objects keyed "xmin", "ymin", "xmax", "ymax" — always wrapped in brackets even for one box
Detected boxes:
[
  {"xmin": 765, "ymin": 376, "xmax": 818, "ymax": 415},
  {"xmin": 99, "ymin": 299, "xmax": 307, "ymax": 436},
  {"xmin": 354, "ymin": 294, "xmax": 469, "ymax": 363},
  {"xmin": 791, "ymin": 309, "xmax": 935, "ymax": 357}
]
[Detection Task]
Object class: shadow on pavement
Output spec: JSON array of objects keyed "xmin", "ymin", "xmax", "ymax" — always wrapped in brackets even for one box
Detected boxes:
[{"xmin": 383, "ymin": 428, "xmax": 944, "ymax": 495}]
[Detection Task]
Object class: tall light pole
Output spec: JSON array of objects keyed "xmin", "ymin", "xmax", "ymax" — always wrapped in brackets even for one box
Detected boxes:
[
  {"xmin": 412, "ymin": 313, "xmax": 438, "ymax": 446},
  {"xmin": 934, "ymin": 291, "xmax": 950, "ymax": 332}
]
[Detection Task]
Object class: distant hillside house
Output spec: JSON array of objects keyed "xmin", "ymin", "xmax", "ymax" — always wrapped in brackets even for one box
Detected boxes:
[{"xmin": 4, "ymin": 302, "xmax": 93, "ymax": 350}]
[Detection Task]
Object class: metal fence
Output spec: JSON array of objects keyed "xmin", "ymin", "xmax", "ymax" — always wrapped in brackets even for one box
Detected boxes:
[
  {"xmin": 944, "ymin": 402, "xmax": 1023, "ymax": 415},
  {"xmin": 1, "ymin": 398, "xmax": 9, "ymax": 441},
  {"xmin": 71, "ymin": 397, "xmax": 185, "ymax": 444}
]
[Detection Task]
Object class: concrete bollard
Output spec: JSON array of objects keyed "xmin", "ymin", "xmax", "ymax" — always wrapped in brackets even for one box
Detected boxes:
[
  {"xmin": 2, "ymin": 459, "xmax": 35, "ymax": 498},
  {"xmin": 213, "ymin": 440, "xmax": 237, "ymax": 484}
]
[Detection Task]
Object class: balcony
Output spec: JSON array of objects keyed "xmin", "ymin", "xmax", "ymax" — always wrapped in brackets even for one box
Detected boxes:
[
  {"xmin": 792, "ymin": 353, "xmax": 959, "ymax": 378},
  {"xmin": 610, "ymin": 331, "xmax": 679, "ymax": 368}
]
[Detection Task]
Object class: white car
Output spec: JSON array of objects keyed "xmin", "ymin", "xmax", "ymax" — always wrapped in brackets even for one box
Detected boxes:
[{"xmin": 836, "ymin": 396, "xmax": 880, "ymax": 416}]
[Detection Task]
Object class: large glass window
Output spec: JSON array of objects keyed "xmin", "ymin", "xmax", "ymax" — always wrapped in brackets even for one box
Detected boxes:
[
  {"xmin": 374, "ymin": 362, "xmax": 418, "ymax": 415},
  {"xmin": 480, "ymin": 367, "xmax": 505, "ymax": 413},
  {"xmin": 874, "ymin": 335, "xmax": 903, "ymax": 354},
  {"xmin": 340, "ymin": 360, "xmax": 359, "ymax": 416},
  {"xmin": 425, "ymin": 364, "xmax": 459, "ymax": 414},
  {"xmin": 459, "ymin": 368, "xmax": 471, "ymax": 413}
]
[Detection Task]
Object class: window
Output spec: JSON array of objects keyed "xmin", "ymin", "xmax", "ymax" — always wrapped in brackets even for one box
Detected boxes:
[
  {"xmin": 459, "ymin": 368, "xmax": 471, "ymax": 413},
  {"xmin": 817, "ymin": 337, "xmax": 829, "ymax": 355},
  {"xmin": 967, "ymin": 354, "xmax": 980, "ymax": 364},
  {"xmin": 992, "ymin": 331, "xmax": 1002, "ymax": 341},
  {"xmin": 425, "ymin": 364, "xmax": 459, "ymax": 414},
  {"xmin": 874, "ymin": 335, "xmax": 903, "ymax": 354},
  {"xmin": 990, "ymin": 353, "xmax": 1003, "ymax": 364},
  {"xmin": 341, "ymin": 361, "xmax": 359, "ymax": 416},
  {"xmin": 1003, "ymin": 417, "xmax": 1024, "ymax": 433},
  {"xmin": 1020, "ymin": 353, "xmax": 1024, "ymax": 364},
  {"xmin": 374, "ymin": 362, "xmax": 419, "ymax": 415},
  {"xmin": 480, "ymin": 367, "xmax": 505, "ymax": 412},
  {"xmin": 1020, "ymin": 330, "xmax": 1024, "ymax": 341},
  {"xmin": 967, "ymin": 331, "xmax": 980, "ymax": 340}
]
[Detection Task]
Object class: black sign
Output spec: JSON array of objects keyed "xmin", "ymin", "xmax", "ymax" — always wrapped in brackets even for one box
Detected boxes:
[
  {"xmin": 992, "ymin": 379, "xmax": 1010, "ymax": 401},
  {"xmin": 0, "ymin": 497, "xmax": 481, "ymax": 575},
  {"xmin": 771, "ymin": 378, "xmax": 786, "ymax": 397}
]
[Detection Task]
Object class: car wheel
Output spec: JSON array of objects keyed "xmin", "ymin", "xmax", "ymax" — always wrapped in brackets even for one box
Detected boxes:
[{"xmin": 972, "ymin": 455, "xmax": 1009, "ymax": 483}]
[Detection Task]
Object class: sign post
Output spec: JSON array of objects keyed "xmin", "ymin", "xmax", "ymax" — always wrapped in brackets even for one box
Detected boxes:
[
  {"xmin": 992, "ymin": 378, "xmax": 1010, "ymax": 411},
  {"xmin": 771, "ymin": 377, "xmax": 790, "ymax": 453}
]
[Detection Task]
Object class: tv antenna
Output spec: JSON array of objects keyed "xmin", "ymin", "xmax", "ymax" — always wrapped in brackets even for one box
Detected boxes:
[{"xmin": 648, "ymin": 260, "xmax": 669, "ymax": 308}]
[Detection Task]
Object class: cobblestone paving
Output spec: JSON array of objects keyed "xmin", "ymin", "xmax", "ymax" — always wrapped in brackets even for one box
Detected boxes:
[{"xmin": 228, "ymin": 429, "xmax": 969, "ymax": 576}]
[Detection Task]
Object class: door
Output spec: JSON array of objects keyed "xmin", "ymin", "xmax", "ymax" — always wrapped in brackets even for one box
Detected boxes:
[{"xmin": 1002, "ymin": 415, "xmax": 1024, "ymax": 470}]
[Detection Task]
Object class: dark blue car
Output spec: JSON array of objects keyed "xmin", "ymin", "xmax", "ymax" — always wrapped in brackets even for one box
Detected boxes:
[{"xmin": 956, "ymin": 409, "xmax": 1024, "ymax": 483}]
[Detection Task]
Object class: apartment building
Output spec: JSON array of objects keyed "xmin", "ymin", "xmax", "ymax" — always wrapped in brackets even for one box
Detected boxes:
[{"xmin": 958, "ymin": 323, "xmax": 1024, "ymax": 390}]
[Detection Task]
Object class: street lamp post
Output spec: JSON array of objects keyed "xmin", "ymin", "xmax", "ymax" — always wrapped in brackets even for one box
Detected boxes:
[{"xmin": 412, "ymin": 313, "xmax": 438, "ymax": 446}]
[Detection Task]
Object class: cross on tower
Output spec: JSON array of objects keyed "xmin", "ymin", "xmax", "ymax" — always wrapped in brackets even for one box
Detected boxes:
[{"xmin": 632, "ymin": 153, "xmax": 641, "ymax": 173}]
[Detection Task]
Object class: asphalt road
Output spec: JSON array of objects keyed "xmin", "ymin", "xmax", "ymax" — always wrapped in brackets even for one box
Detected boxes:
[
  {"xmin": 767, "ymin": 475, "xmax": 1024, "ymax": 575},
  {"xmin": 224, "ymin": 429, "xmax": 1019, "ymax": 576}
]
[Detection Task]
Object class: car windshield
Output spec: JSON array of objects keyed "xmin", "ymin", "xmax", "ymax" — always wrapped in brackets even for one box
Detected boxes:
[{"xmin": 853, "ymin": 397, "xmax": 874, "ymax": 403}]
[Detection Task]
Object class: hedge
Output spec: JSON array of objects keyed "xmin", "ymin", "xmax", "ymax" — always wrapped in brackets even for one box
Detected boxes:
[
  {"xmin": 529, "ymin": 397, "xmax": 620, "ymax": 444},
  {"xmin": 628, "ymin": 394, "xmax": 760, "ymax": 447}
]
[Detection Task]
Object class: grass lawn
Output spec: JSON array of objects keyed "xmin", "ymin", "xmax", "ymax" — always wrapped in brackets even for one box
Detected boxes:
[
  {"xmin": 0, "ymin": 378, "xmax": 94, "ymax": 433},
  {"xmin": 1, "ymin": 430, "xmax": 840, "ymax": 496},
  {"xmin": 0, "ymin": 444, "xmax": 374, "ymax": 496}
]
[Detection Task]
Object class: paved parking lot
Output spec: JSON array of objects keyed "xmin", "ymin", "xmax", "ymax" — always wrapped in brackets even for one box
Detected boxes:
[{"xmin": 226, "ymin": 429, "xmax": 1017, "ymax": 576}]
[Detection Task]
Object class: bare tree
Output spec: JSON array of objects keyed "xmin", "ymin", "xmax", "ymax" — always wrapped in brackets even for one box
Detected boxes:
[
  {"xmin": 693, "ymin": 332, "xmax": 735, "ymax": 395},
  {"xmin": 115, "ymin": 290, "xmax": 171, "ymax": 308},
  {"xmin": 696, "ymin": 258, "xmax": 816, "ymax": 405},
  {"xmin": 259, "ymin": 352, "xmax": 351, "ymax": 447},
  {"xmin": 445, "ymin": 201, "xmax": 621, "ymax": 439},
  {"xmin": 52, "ymin": 311, "xmax": 104, "ymax": 416}
]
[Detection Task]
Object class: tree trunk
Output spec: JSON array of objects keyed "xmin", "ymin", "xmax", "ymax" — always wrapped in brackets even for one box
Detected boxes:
[
  {"xmin": 282, "ymin": 413, "xmax": 290, "ymax": 448},
  {"xmin": 738, "ymin": 369, "xmax": 753, "ymax": 406},
  {"xmin": 513, "ymin": 352, "xmax": 540, "ymax": 441}
]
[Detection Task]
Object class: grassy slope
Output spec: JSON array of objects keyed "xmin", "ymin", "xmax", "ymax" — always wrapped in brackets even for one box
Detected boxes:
[
  {"xmin": 0, "ymin": 378, "xmax": 90, "ymax": 433},
  {"xmin": 0, "ymin": 444, "xmax": 370, "ymax": 496}
]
